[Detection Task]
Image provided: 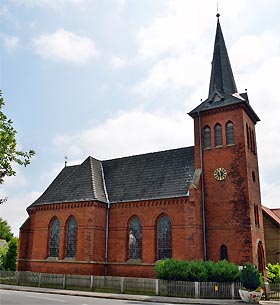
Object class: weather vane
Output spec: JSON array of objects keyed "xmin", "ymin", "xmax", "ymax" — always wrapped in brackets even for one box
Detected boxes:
[
  {"xmin": 216, "ymin": 1, "xmax": 220, "ymax": 18},
  {"xmin": 64, "ymin": 155, "xmax": 68, "ymax": 167}
]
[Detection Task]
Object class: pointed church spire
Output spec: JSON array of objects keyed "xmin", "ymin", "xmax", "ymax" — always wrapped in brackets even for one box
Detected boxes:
[{"xmin": 208, "ymin": 15, "xmax": 237, "ymax": 97}]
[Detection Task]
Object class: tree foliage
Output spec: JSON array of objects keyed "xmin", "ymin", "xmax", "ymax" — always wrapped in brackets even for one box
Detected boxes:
[
  {"xmin": 0, "ymin": 90, "xmax": 35, "ymax": 185},
  {"xmin": 3, "ymin": 238, "xmax": 18, "ymax": 271},
  {"xmin": 267, "ymin": 263, "xmax": 280, "ymax": 284},
  {"xmin": 0, "ymin": 217, "xmax": 13, "ymax": 241},
  {"xmin": 0, "ymin": 218, "xmax": 18, "ymax": 270}
]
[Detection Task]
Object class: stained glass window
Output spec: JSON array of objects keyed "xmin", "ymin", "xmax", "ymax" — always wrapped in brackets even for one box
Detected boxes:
[
  {"xmin": 128, "ymin": 217, "xmax": 142, "ymax": 260},
  {"xmin": 226, "ymin": 121, "xmax": 234, "ymax": 145},
  {"xmin": 203, "ymin": 126, "xmax": 211, "ymax": 149},
  {"xmin": 220, "ymin": 244, "xmax": 228, "ymax": 260},
  {"xmin": 66, "ymin": 217, "xmax": 78, "ymax": 258},
  {"xmin": 214, "ymin": 123, "xmax": 223, "ymax": 147},
  {"xmin": 157, "ymin": 215, "xmax": 172, "ymax": 260},
  {"xmin": 49, "ymin": 218, "xmax": 60, "ymax": 257}
]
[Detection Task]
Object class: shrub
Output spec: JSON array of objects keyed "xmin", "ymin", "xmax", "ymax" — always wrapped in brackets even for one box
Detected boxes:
[
  {"xmin": 209, "ymin": 260, "xmax": 240, "ymax": 282},
  {"xmin": 267, "ymin": 263, "xmax": 280, "ymax": 284},
  {"xmin": 154, "ymin": 259, "xmax": 185, "ymax": 281},
  {"xmin": 154, "ymin": 259, "xmax": 240, "ymax": 282},
  {"xmin": 240, "ymin": 264, "xmax": 261, "ymax": 291}
]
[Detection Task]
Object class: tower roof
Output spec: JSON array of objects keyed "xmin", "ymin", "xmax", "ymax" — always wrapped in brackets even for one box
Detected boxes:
[
  {"xmin": 208, "ymin": 17, "xmax": 237, "ymax": 96},
  {"xmin": 189, "ymin": 16, "xmax": 260, "ymax": 123}
]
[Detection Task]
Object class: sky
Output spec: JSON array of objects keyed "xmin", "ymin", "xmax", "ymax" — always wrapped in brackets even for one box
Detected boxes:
[{"xmin": 0, "ymin": 0, "xmax": 280, "ymax": 236}]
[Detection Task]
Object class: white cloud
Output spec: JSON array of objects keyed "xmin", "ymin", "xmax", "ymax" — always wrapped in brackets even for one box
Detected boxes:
[
  {"xmin": 53, "ymin": 110, "xmax": 192, "ymax": 161},
  {"xmin": 12, "ymin": 0, "xmax": 87, "ymax": 10},
  {"xmin": 111, "ymin": 56, "xmax": 128, "ymax": 69},
  {"xmin": 3, "ymin": 35, "xmax": 19, "ymax": 50},
  {"xmin": 0, "ymin": 190, "xmax": 41, "ymax": 236},
  {"xmin": 33, "ymin": 28, "xmax": 98, "ymax": 64}
]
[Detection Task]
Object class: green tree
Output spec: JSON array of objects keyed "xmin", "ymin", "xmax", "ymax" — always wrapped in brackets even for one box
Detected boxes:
[
  {"xmin": 3, "ymin": 237, "xmax": 18, "ymax": 271},
  {"xmin": 0, "ymin": 217, "xmax": 13, "ymax": 241},
  {"xmin": 0, "ymin": 90, "xmax": 35, "ymax": 187},
  {"xmin": 267, "ymin": 263, "xmax": 280, "ymax": 284}
]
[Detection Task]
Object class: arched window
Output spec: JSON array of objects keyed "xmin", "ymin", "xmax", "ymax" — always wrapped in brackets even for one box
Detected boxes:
[
  {"xmin": 257, "ymin": 242, "xmax": 265, "ymax": 275},
  {"xmin": 49, "ymin": 218, "xmax": 60, "ymax": 257},
  {"xmin": 226, "ymin": 121, "xmax": 234, "ymax": 145},
  {"xmin": 254, "ymin": 204, "xmax": 260, "ymax": 227},
  {"xmin": 220, "ymin": 244, "xmax": 228, "ymax": 261},
  {"xmin": 203, "ymin": 126, "xmax": 211, "ymax": 149},
  {"xmin": 249, "ymin": 127, "xmax": 252, "ymax": 150},
  {"xmin": 252, "ymin": 130, "xmax": 256, "ymax": 154},
  {"xmin": 214, "ymin": 123, "xmax": 223, "ymax": 147},
  {"xmin": 66, "ymin": 217, "xmax": 78, "ymax": 258},
  {"xmin": 128, "ymin": 217, "xmax": 142, "ymax": 260},
  {"xmin": 246, "ymin": 124, "xmax": 250, "ymax": 149},
  {"xmin": 157, "ymin": 215, "xmax": 172, "ymax": 260}
]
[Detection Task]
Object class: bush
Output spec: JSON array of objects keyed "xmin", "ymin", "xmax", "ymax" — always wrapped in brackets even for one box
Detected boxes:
[
  {"xmin": 154, "ymin": 259, "xmax": 240, "ymax": 282},
  {"xmin": 240, "ymin": 264, "xmax": 261, "ymax": 291},
  {"xmin": 267, "ymin": 263, "xmax": 280, "ymax": 284}
]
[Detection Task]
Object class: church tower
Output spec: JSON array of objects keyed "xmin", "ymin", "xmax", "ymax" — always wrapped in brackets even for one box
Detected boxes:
[{"xmin": 189, "ymin": 15, "xmax": 266, "ymax": 272}]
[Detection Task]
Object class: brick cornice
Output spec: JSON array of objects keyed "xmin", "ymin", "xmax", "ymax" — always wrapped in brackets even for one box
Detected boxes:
[
  {"xmin": 110, "ymin": 197, "xmax": 187, "ymax": 209},
  {"xmin": 29, "ymin": 201, "xmax": 106, "ymax": 214}
]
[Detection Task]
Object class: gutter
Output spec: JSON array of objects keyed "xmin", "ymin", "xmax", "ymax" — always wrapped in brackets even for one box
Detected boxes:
[
  {"xmin": 101, "ymin": 163, "xmax": 110, "ymax": 276},
  {"xmin": 198, "ymin": 112, "xmax": 207, "ymax": 261}
]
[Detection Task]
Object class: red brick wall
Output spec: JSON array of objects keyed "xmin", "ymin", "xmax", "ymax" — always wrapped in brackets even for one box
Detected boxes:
[
  {"xmin": 18, "ymin": 195, "xmax": 203, "ymax": 277},
  {"xmin": 193, "ymin": 105, "xmax": 265, "ymax": 268}
]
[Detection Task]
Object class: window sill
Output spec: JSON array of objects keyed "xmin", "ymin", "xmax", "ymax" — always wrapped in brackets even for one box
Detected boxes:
[
  {"xmin": 203, "ymin": 147, "xmax": 211, "ymax": 150},
  {"xmin": 46, "ymin": 257, "xmax": 58, "ymax": 261},
  {"xmin": 226, "ymin": 143, "xmax": 235, "ymax": 147},
  {"xmin": 214, "ymin": 145, "xmax": 223, "ymax": 149},
  {"xmin": 126, "ymin": 259, "xmax": 142, "ymax": 265}
]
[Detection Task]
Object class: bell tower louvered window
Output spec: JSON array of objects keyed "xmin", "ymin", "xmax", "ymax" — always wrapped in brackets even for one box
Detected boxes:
[
  {"xmin": 49, "ymin": 218, "xmax": 60, "ymax": 257},
  {"xmin": 157, "ymin": 215, "xmax": 172, "ymax": 260},
  {"xmin": 203, "ymin": 126, "xmax": 211, "ymax": 149},
  {"xmin": 214, "ymin": 123, "xmax": 223, "ymax": 147},
  {"xmin": 226, "ymin": 121, "xmax": 234, "ymax": 145},
  {"xmin": 66, "ymin": 217, "xmax": 78, "ymax": 258},
  {"xmin": 128, "ymin": 217, "xmax": 142, "ymax": 260}
]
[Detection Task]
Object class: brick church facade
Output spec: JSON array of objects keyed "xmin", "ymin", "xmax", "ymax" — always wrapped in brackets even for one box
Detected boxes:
[{"xmin": 18, "ymin": 16, "xmax": 266, "ymax": 278}]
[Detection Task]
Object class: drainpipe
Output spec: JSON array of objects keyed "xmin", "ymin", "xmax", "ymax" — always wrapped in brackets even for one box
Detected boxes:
[
  {"xmin": 101, "ymin": 163, "xmax": 110, "ymax": 276},
  {"xmin": 198, "ymin": 111, "xmax": 207, "ymax": 261}
]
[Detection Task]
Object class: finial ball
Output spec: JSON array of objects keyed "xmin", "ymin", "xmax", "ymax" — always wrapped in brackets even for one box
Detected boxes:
[{"xmin": 216, "ymin": 13, "xmax": 220, "ymax": 18}]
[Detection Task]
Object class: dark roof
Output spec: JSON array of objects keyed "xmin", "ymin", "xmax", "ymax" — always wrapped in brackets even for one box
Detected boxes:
[
  {"xmin": 208, "ymin": 18, "xmax": 237, "ymax": 96},
  {"xmin": 31, "ymin": 157, "xmax": 107, "ymax": 206},
  {"xmin": 189, "ymin": 18, "xmax": 260, "ymax": 124},
  {"xmin": 29, "ymin": 146, "xmax": 195, "ymax": 208},
  {"xmin": 262, "ymin": 206, "xmax": 280, "ymax": 227},
  {"xmin": 103, "ymin": 146, "xmax": 195, "ymax": 203}
]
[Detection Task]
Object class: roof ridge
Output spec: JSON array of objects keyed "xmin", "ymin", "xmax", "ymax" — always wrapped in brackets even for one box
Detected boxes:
[
  {"xmin": 88, "ymin": 157, "xmax": 97, "ymax": 199},
  {"xmin": 102, "ymin": 146, "xmax": 194, "ymax": 162}
]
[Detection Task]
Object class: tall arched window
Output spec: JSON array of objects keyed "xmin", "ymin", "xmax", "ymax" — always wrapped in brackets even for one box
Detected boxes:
[
  {"xmin": 66, "ymin": 217, "xmax": 78, "ymax": 258},
  {"xmin": 157, "ymin": 215, "xmax": 172, "ymax": 260},
  {"xmin": 249, "ymin": 126, "xmax": 252, "ymax": 151},
  {"xmin": 49, "ymin": 218, "xmax": 60, "ymax": 257},
  {"xmin": 252, "ymin": 130, "xmax": 256, "ymax": 154},
  {"xmin": 128, "ymin": 217, "xmax": 142, "ymax": 260},
  {"xmin": 246, "ymin": 124, "xmax": 250, "ymax": 149},
  {"xmin": 214, "ymin": 123, "xmax": 223, "ymax": 147},
  {"xmin": 226, "ymin": 121, "xmax": 234, "ymax": 145},
  {"xmin": 203, "ymin": 126, "xmax": 211, "ymax": 149},
  {"xmin": 220, "ymin": 244, "xmax": 228, "ymax": 261}
]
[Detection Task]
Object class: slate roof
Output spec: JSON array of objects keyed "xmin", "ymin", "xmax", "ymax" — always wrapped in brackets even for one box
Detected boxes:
[
  {"xmin": 29, "ymin": 146, "xmax": 195, "ymax": 208},
  {"xmin": 208, "ymin": 17, "xmax": 237, "ymax": 97},
  {"xmin": 262, "ymin": 206, "xmax": 280, "ymax": 227},
  {"xmin": 188, "ymin": 17, "xmax": 260, "ymax": 124}
]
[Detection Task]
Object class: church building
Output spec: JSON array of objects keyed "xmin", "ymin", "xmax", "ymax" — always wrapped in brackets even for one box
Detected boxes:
[{"xmin": 18, "ymin": 16, "xmax": 266, "ymax": 278}]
